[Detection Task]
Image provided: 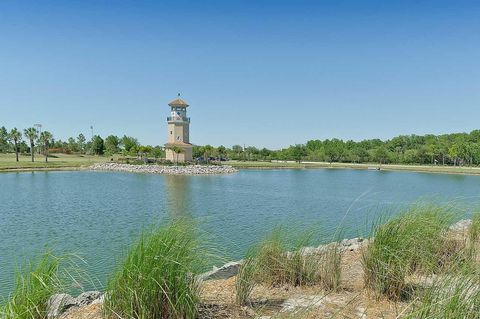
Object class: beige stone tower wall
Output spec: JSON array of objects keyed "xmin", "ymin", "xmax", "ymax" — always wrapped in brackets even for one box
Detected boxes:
[
  {"xmin": 165, "ymin": 97, "xmax": 193, "ymax": 163},
  {"xmin": 166, "ymin": 147, "xmax": 192, "ymax": 162}
]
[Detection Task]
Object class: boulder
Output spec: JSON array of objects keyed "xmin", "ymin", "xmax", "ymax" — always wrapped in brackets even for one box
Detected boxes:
[
  {"xmin": 47, "ymin": 293, "xmax": 76, "ymax": 318},
  {"xmin": 449, "ymin": 219, "xmax": 472, "ymax": 232},
  {"xmin": 198, "ymin": 261, "xmax": 243, "ymax": 280},
  {"xmin": 74, "ymin": 291, "xmax": 103, "ymax": 307}
]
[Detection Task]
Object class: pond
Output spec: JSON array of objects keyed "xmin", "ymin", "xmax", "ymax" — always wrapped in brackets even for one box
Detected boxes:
[{"xmin": 0, "ymin": 168, "xmax": 479, "ymax": 297}]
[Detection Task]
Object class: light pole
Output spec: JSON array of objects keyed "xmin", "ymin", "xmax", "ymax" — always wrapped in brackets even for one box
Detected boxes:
[{"xmin": 90, "ymin": 126, "xmax": 94, "ymax": 140}]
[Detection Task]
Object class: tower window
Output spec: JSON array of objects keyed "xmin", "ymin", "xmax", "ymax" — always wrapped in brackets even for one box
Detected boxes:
[
  {"xmin": 177, "ymin": 136, "xmax": 180, "ymax": 140},
  {"xmin": 170, "ymin": 131, "xmax": 172, "ymax": 135}
]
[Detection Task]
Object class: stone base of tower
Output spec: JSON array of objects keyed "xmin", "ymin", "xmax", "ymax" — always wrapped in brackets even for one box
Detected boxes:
[{"xmin": 165, "ymin": 144, "xmax": 193, "ymax": 163}]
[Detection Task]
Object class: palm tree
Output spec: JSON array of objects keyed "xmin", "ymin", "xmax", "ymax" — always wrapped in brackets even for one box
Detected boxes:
[
  {"xmin": 24, "ymin": 127, "xmax": 38, "ymax": 162},
  {"xmin": 169, "ymin": 145, "xmax": 184, "ymax": 165},
  {"xmin": 9, "ymin": 128, "xmax": 22, "ymax": 162},
  {"xmin": 39, "ymin": 131, "xmax": 53, "ymax": 163}
]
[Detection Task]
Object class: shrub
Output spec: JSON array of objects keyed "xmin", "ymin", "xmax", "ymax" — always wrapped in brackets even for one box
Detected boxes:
[
  {"xmin": 362, "ymin": 205, "xmax": 456, "ymax": 300},
  {"xmin": 104, "ymin": 219, "xmax": 204, "ymax": 319}
]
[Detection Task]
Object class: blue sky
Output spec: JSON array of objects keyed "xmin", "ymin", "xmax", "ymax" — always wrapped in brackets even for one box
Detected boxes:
[{"xmin": 1, "ymin": 0, "xmax": 479, "ymax": 149}]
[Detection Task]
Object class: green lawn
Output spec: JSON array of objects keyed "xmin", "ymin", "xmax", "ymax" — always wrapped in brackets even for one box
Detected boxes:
[{"xmin": 0, "ymin": 153, "xmax": 110, "ymax": 171}]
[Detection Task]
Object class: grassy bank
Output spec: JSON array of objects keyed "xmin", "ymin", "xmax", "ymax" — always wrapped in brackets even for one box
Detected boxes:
[
  {"xmin": 227, "ymin": 160, "xmax": 480, "ymax": 175},
  {"xmin": 0, "ymin": 153, "xmax": 109, "ymax": 172}
]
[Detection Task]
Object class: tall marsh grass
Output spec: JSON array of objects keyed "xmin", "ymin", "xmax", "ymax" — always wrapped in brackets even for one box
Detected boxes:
[
  {"xmin": 235, "ymin": 254, "xmax": 257, "ymax": 306},
  {"xmin": 362, "ymin": 205, "xmax": 458, "ymax": 300},
  {"xmin": 1, "ymin": 252, "xmax": 64, "ymax": 319},
  {"xmin": 104, "ymin": 219, "xmax": 205, "ymax": 319},
  {"xmin": 405, "ymin": 270, "xmax": 480, "ymax": 319},
  {"xmin": 235, "ymin": 227, "xmax": 342, "ymax": 305},
  {"xmin": 469, "ymin": 212, "xmax": 480, "ymax": 244}
]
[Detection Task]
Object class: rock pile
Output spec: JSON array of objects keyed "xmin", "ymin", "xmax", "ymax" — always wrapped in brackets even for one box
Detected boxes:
[
  {"xmin": 90, "ymin": 162, "xmax": 237, "ymax": 175},
  {"xmin": 449, "ymin": 219, "xmax": 472, "ymax": 232},
  {"xmin": 197, "ymin": 237, "xmax": 370, "ymax": 281},
  {"xmin": 47, "ymin": 291, "xmax": 103, "ymax": 318}
]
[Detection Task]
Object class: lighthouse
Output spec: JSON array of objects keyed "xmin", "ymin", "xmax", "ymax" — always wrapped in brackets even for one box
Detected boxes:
[{"xmin": 165, "ymin": 95, "xmax": 193, "ymax": 163}]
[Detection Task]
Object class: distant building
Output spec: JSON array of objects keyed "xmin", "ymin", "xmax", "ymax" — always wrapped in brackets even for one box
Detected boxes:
[{"xmin": 165, "ymin": 95, "xmax": 193, "ymax": 162}]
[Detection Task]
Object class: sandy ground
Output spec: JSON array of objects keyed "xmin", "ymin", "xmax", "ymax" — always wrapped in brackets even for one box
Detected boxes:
[
  {"xmin": 58, "ymin": 224, "xmax": 476, "ymax": 318},
  {"xmin": 59, "ymin": 249, "xmax": 410, "ymax": 319}
]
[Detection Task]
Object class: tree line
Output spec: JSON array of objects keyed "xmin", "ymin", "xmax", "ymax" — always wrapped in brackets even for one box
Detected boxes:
[
  {"xmin": 0, "ymin": 126, "xmax": 164, "ymax": 162},
  {"xmin": 2, "ymin": 125, "xmax": 480, "ymax": 166},
  {"xmin": 193, "ymin": 130, "xmax": 480, "ymax": 166}
]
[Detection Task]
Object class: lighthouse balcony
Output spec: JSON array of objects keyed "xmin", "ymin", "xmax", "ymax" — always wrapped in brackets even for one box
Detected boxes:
[{"xmin": 167, "ymin": 116, "xmax": 190, "ymax": 123}]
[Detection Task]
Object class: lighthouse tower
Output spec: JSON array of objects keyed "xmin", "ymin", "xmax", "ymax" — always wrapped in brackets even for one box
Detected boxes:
[{"xmin": 165, "ymin": 95, "xmax": 193, "ymax": 162}]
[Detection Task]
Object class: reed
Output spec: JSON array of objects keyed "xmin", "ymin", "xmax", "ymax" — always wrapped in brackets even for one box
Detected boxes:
[
  {"xmin": 1, "ymin": 252, "xmax": 63, "ymax": 319},
  {"xmin": 235, "ymin": 227, "xmax": 342, "ymax": 305},
  {"xmin": 469, "ymin": 212, "xmax": 480, "ymax": 244},
  {"xmin": 235, "ymin": 254, "xmax": 257, "ymax": 306},
  {"xmin": 362, "ymin": 204, "xmax": 456, "ymax": 300},
  {"xmin": 103, "ymin": 219, "xmax": 205, "ymax": 319},
  {"xmin": 405, "ymin": 270, "xmax": 480, "ymax": 319}
]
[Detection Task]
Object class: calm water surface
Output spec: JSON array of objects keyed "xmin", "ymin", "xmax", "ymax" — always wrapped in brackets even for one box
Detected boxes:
[{"xmin": 1, "ymin": 169, "xmax": 479, "ymax": 296}]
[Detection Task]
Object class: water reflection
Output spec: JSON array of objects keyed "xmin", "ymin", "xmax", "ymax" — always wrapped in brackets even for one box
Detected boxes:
[{"xmin": 164, "ymin": 175, "xmax": 192, "ymax": 218}]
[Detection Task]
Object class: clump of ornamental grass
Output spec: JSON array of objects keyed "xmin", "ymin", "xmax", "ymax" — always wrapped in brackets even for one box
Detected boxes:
[
  {"xmin": 104, "ymin": 219, "xmax": 206, "ymax": 319},
  {"xmin": 404, "ymin": 268, "xmax": 480, "ymax": 319},
  {"xmin": 362, "ymin": 204, "xmax": 458, "ymax": 300},
  {"xmin": 254, "ymin": 228, "xmax": 329, "ymax": 287},
  {"xmin": 235, "ymin": 227, "xmax": 342, "ymax": 305},
  {"xmin": 235, "ymin": 253, "xmax": 257, "ymax": 306},
  {"xmin": 469, "ymin": 212, "xmax": 480, "ymax": 244},
  {"xmin": 464, "ymin": 212, "xmax": 480, "ymax": 262},
  {"xmin": 318, "ymin": 243, "xmax": 342, "ymax": 291},
  {"xmin": 1, "ymin": 252, "xmax": 66, "ymax": 319}
]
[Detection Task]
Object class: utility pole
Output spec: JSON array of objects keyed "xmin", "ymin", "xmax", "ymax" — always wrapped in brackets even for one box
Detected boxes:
[{"xmin": 90, "ymin": 125, "xmax": 94, "ymax": 140}]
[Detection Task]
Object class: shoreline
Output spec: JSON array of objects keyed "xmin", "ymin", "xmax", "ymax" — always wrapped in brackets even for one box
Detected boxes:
[
  {"xmin": 1, "ymin": 161, "xmax": 480, "ymax": 176},
  {"xmin": 227, "ymin": 161, "xmax": 480, "ymax": 176},
  {"xmin": 46, "ymin": 219, "xmax": 473, "ymax": 318}
]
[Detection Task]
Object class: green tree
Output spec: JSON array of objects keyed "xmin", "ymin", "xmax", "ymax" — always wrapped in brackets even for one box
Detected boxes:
[
  {"xmin": 168, "ymin": 145, "xmax": 184, "ymax": 165},
  {"xmin": 9, "ymin": 128, "xmax": 22, "ymax": 162},
  {"xmin": 77, "ymin": 133, "xmax": 86, "ymax": 153},
  {"xmin": 91, "ymin": 135, "xmax": 105, "ymax": 155},
  {"xmin": 374, "ymin": 147, "xmax": 389, "ymax": 164},
  {"xmin": 138, "ymin": 145, "xmax": 153, "ymax": 162},
  {"xmin": 324, "ymin": 139, "xmax": 345, "ymax": 163},
  {"xmin": 23, "ymin": 127, "xmax": 38, "ymax": 162},
  {"xmin": 217, "ymin": 145, "xmax": 226, "ymax": 160},
  {"xmin": 67, "ymin": 137, "xmax": 78, "ymax": 153},
  {"xmin": 39, "ymin": 131, "xmax": 53, "ymax": 162},
  {"xmin": 232, "ymin": 145, "xmax": 243, "ymax": 160},
  {"xmin": 290, "ymin": 144, "xmax": 307, "ymax": 162},
  {"xmin": 202, "ymin": 145, "xmax": 214, "ymax": 161},
  {"xmin": 0, "ymin": 126, "xmax": 9, "ymax": 153},
  {"xmin": 105, "ymin": 135, "xmax": 120, "ymax": 155},
  {"xmin": 121, "ymin": 135, "xmax": 139, "ymax": 155},
  {"xmin": 151, "ymin": 146, "xmax": 165, "ymax": 159}
]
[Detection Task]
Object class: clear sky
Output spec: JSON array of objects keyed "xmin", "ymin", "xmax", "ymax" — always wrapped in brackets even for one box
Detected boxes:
[{"xmin": 1, "ymin": 0, "xmax": 479, "ymax": 149}]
